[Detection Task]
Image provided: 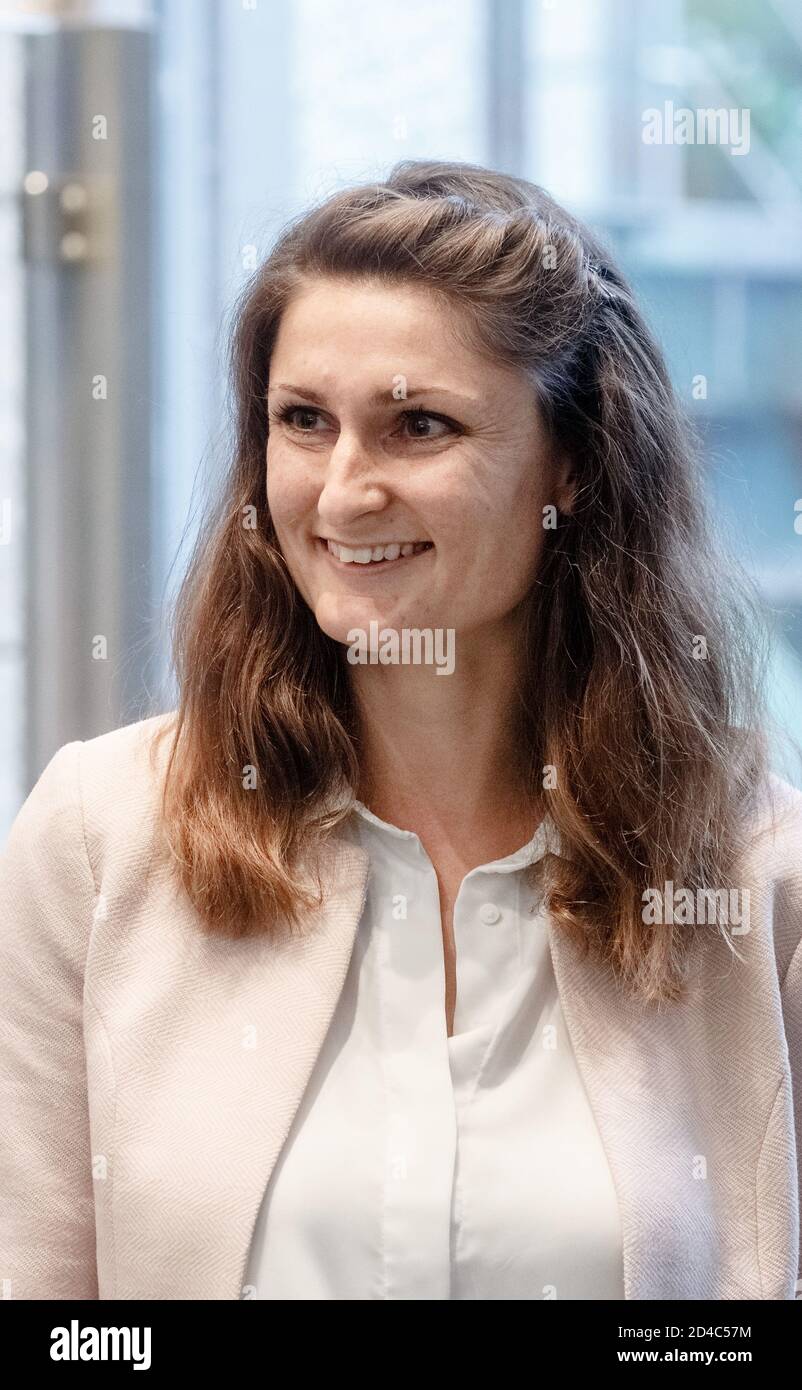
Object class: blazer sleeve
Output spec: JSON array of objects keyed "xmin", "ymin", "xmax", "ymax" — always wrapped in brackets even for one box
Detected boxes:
[{"xmin": 0, "ymin": 740, "xmax": 99, "ymax": 1299}]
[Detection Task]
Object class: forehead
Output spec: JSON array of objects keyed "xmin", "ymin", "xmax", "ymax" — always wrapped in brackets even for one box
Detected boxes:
[{"xmin": 269, "ymin": 275, "xmax": 522, "ymax": 401}]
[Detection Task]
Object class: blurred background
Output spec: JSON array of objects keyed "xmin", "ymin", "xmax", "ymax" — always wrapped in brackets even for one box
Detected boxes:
[{"xmin": 1, "ymin": 0, "xmax": 801, "ymax": 835}]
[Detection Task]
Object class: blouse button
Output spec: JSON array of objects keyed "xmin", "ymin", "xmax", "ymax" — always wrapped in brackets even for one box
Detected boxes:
[{"xmin": 479, "ymin": 902, "xmax": 501, "ymax": 925}]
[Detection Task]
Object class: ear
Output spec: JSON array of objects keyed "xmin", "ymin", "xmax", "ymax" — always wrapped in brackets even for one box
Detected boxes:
[{"xmin": 553, "ymin": 450, "xmax": 577, "ymax": 517}]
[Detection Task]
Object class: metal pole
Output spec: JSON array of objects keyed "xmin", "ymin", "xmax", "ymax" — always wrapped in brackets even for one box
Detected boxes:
[{"xmin": 17, "ymin": 1, "xmax": 154, "ymax": 782}]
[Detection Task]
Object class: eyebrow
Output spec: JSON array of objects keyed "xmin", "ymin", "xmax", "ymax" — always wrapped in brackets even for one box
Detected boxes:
[{"xmin": 267, "ymin": 382, "xmax": 477, "ymax": 407}]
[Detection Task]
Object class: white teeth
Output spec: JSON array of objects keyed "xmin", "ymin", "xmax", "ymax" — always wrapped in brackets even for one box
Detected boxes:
[{"xmin": 326, "ymin": 539, "xmax": 430, "ymax": 565}]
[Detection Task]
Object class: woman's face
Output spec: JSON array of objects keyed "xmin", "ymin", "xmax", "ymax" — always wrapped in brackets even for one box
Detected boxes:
[{"xmin": 266, "ymin": 276, "xmax": 571, "ymax": 650}]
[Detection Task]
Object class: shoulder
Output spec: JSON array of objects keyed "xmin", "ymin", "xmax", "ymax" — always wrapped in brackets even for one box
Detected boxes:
[
  {"xmin": 76, "ymin": 708, "xmax": 178, "ymax": 808},
  {"xmin": 75, "ymin": 709, "xmax": 179, "ymax": 879},
  {"xmin": 2, "ymin": 710, "xmax": 178, "ymax": 889}
]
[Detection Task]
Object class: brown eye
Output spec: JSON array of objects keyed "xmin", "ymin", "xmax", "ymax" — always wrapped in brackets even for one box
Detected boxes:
[
  {"xmin": 398, "ymin": 410, "xmax": 458, "ymax": 439},
  {"xmin": 276, "ymin": 406, "xmax": 323, "ymax": 431}
]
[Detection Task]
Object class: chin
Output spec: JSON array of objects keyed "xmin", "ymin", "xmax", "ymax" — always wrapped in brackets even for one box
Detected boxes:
[{"xmin": 313, "ymin": 592, "xmax": 396, "ymax": 646}]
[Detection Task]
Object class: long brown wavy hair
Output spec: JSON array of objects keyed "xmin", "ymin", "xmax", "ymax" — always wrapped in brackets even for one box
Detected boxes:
[{"xmin": 151, "ymin": 158, "xmax": 780, "ymax": 1005}]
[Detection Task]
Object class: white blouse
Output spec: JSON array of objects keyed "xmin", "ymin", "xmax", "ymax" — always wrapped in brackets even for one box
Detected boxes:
[{"xmin": 244, "ymin": 800, "xmax": 624, "ymax": 1300}]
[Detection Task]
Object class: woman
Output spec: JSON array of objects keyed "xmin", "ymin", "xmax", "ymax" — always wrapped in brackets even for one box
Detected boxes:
[{"xmin": 2, "ymin": 159, "xmax": 801, "ymax": 1302}]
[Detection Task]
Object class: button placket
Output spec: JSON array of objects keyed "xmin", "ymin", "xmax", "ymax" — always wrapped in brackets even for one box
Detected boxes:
[{"xmin": 450, "ymin": 874, "xmax": 520, "ymax": 1037}]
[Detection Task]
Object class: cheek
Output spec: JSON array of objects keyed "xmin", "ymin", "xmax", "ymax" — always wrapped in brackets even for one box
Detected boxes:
[
  {"xmin": 451, "ymin": 491, "xmax": 543, "ymax": 602},
  {"xmin": 501, "ymin": 464, "xmax": 549, "ymax": 559},
  {"xmin": 504, "ymin": 483, "xmax": 547, "ymax": 571},
  {"xmin": 266, "ymin": 453, "xmax": 315, "ymax": 533}
]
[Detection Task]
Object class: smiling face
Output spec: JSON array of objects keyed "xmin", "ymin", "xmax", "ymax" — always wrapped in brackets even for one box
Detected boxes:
[{"xmin": 265, "ymin": 275, "xmax": 571, "ymax": 653}]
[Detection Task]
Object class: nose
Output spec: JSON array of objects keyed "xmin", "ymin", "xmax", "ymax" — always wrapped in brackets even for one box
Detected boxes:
[{"xmin": 315, "ymin": 431, "xmax": 391, "ymax": 528}]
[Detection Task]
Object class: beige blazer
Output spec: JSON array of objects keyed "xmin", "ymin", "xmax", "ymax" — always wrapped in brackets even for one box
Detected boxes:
[{"xmin": 1, "ymin": 711, "xmax": 801, "ymax": 1301}]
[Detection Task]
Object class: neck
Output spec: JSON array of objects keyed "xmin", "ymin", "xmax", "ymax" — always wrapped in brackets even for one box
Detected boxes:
[{"xmin": 348, "ymin": 620, "xmax": 542, "ymax": 857}]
